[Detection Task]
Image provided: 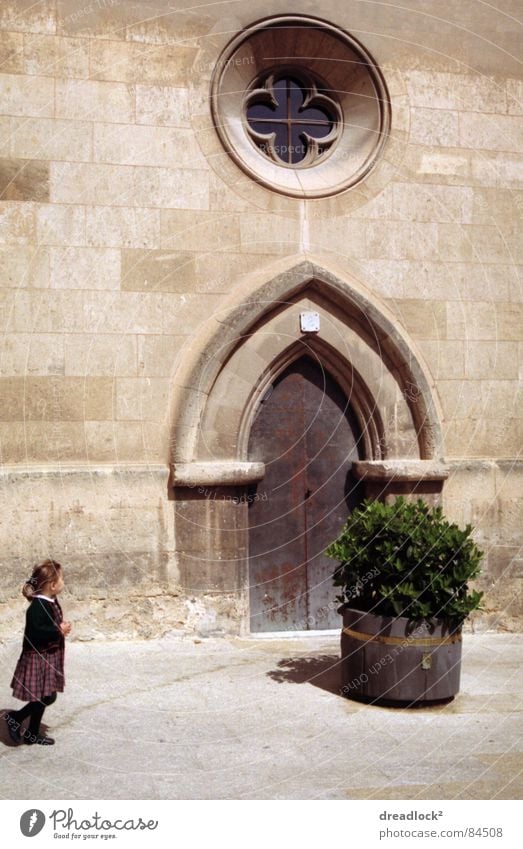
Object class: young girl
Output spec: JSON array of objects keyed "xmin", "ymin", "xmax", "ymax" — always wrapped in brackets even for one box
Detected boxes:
[{"xmin": 4, "ymin": 559, "xmax": 71, "ymax": 746}]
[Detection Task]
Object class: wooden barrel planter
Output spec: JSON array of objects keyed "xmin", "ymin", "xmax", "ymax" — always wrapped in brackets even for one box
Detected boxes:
[{"xmin": 340, "ymin": 607, "xmax": 462, "ymax": 705}]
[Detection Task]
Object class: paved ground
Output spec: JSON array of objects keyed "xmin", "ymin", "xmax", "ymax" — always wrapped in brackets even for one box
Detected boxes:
[{"xmin": 0, "ymin": 633, "xmax": 522, "ymax": 800}]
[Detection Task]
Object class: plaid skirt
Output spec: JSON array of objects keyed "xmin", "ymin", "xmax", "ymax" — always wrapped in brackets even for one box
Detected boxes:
[{"xmin": 11, "ymin": 645, "xmax": 65, "ymax": 701}]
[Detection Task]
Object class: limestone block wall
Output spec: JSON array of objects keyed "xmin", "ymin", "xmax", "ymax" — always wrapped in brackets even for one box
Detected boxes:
[{"xmin": 0, "ymin": 0, "xmax": 521, "ymax": 638}]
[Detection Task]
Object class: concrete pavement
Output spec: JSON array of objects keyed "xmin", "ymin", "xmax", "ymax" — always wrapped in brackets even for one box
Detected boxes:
[{"xmin": 1, "ymin": 633, "xmax": 522, "ymax": 800}]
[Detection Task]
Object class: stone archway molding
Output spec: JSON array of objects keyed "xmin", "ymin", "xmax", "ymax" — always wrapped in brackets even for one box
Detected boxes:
[{"xmin": 169, "ymin": 258, "xmax": 446, "ymax": 489}]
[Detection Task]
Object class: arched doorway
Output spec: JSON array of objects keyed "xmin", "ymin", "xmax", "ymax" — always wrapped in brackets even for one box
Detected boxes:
[
  {"xmin": 247, "ymin": 355, "xmax": 363, "ymax": 632},
  {"xmin": 170, "ymin": 260, "xmax": 446, "ymax": 636}
]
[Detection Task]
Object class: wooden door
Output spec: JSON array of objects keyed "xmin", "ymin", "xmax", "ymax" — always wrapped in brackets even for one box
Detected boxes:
[{"xmin": 248, "ymin": 356, "xmax": 362, "ymax": 632}]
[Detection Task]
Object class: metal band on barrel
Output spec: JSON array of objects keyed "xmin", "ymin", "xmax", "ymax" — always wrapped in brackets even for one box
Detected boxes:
[{"xmin": 342, "ymin": 626, "xmax": 462, "ymax": 646}]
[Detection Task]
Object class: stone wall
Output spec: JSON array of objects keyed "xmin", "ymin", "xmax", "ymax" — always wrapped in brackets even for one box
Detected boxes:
[{"xmin": 0, "ymin": 0, "xmax": 521, "ymax": 638}]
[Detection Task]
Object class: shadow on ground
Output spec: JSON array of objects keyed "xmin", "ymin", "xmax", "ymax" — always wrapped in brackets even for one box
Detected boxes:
[
  {"xmin": 265, "ymin": 660, "xmax": 455, "ymax": 710},
  {"xmin": 266, "ymin": 654, "xmax": 342, "ymax": 696}
]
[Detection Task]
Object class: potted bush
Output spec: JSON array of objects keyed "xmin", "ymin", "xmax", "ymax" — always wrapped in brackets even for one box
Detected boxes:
[{"xmin": 325, "ymin": 497, "xmax": 484, "ymax": 705}]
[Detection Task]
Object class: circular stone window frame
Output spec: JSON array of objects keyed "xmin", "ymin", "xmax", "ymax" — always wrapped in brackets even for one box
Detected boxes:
[{"xmin": 210, "ymin": 15, "xmax": 393, "ymax": 199}]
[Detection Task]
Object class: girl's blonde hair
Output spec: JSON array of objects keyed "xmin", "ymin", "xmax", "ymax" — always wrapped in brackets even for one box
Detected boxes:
[{"xmin": 23, "ymin": 559, "xmax": 62, "ymax": 601}]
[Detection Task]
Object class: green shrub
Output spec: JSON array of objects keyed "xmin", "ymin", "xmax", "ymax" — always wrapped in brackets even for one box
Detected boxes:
[{"xmin": 326, "ymin": 496, "xmax": 484, "ymax": 625}]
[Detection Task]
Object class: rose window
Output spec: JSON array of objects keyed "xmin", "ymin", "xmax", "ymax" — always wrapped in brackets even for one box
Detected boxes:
[
  {"xmin": 245, "ymin": 73, "xmax": 341, "ymax": 167},
  {"xmin": 210, "ymin": 15, "xmax": 392, "ymax": 198}
]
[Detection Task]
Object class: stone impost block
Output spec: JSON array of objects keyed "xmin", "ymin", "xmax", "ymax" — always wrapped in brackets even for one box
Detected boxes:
[
  {"xmin": 172, "ymin": 462, "xmax": 265, "ymax": 487},
  {"xmin": 354, "ymin": 460, "xmax": 448, "ymax": 505},
  {"xmin": 353, "ymin": 460, "xmax": 449, "ymax": 482}
]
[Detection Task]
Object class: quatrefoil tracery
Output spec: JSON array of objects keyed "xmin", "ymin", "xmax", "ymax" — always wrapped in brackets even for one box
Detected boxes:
[{"xmin": 245, "ymin": 73, "xmax": 342, "ymax": 167}]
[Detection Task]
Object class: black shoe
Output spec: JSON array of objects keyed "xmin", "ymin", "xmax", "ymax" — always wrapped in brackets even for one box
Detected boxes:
[
  {"xmin": 23, "ymin": 730, "xmax": 55, "ymax": 746},
  {"xmin": 4, "ymin": 712, "xmax": 22, "ymax": 744}
]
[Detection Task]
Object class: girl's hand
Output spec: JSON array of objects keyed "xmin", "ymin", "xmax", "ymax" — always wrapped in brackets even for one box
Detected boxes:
[{"xmin": 60, "ymin": 621, "xmax": 72, "ymax": 636}]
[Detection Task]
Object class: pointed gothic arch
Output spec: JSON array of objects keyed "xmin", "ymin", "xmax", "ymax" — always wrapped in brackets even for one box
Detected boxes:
[{"xmin": 169, "ymin": 259, "xmax": 444, "ymax": 472}]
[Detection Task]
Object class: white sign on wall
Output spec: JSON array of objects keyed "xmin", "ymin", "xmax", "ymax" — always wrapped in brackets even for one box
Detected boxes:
[{"xmin": 300, "ymin": 311, "xmax": 320, "ymax": 333}]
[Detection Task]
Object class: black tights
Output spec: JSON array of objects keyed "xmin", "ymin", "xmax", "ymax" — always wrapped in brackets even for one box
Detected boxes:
[{"xmin": 11, "ymin": 692, "xmax": 57, "ymax": 735}]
